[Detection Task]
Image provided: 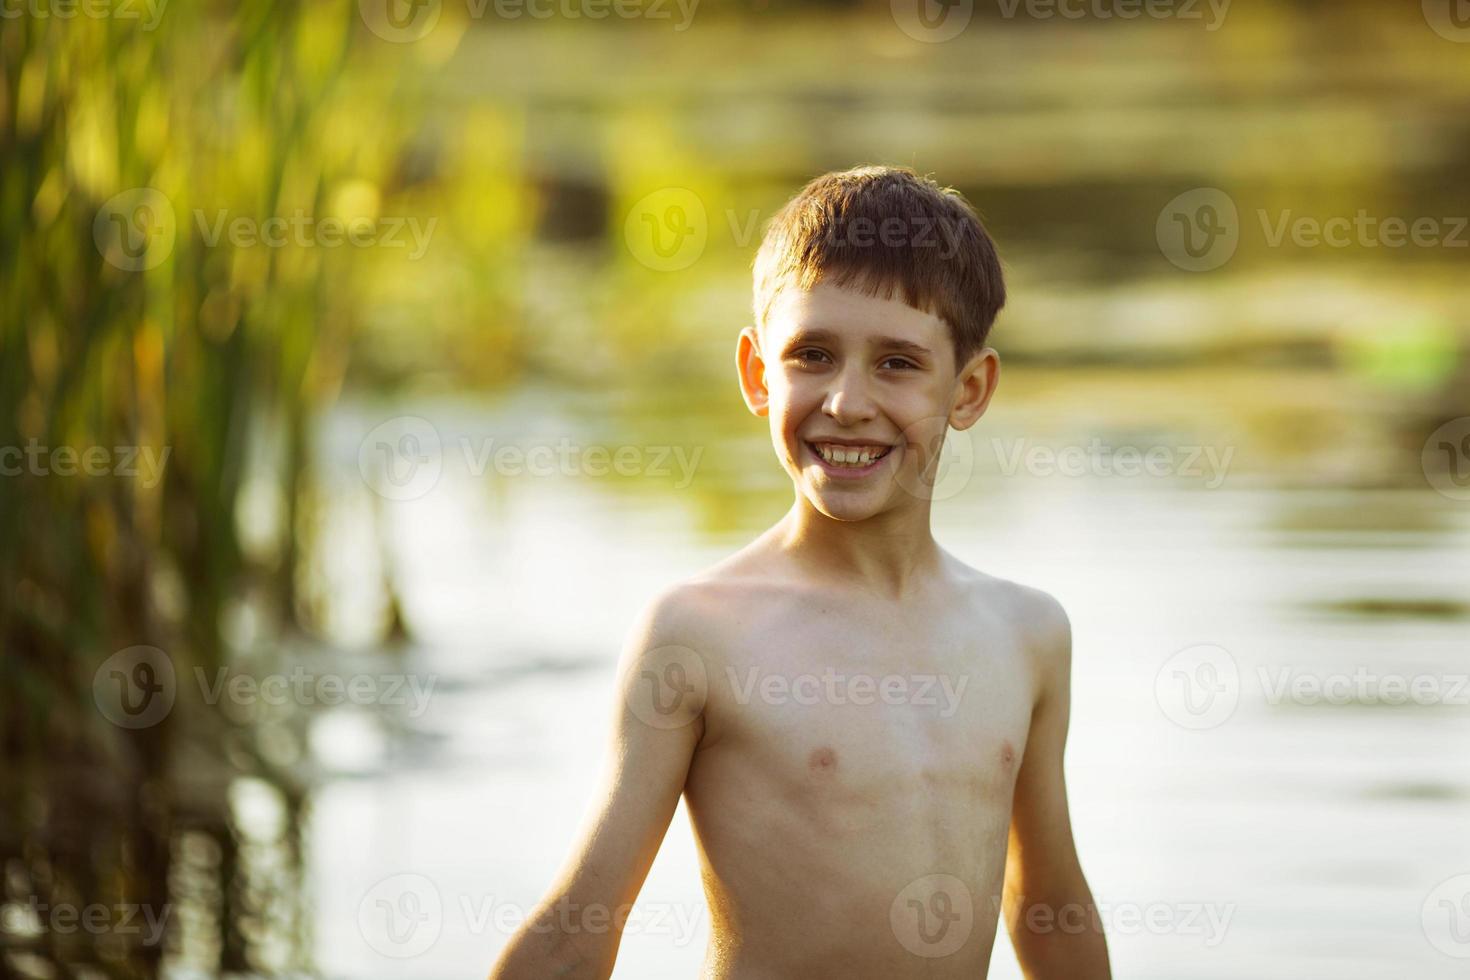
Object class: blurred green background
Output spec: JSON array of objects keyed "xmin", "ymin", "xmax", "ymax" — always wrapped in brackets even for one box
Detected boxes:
[{"xmin": 3, "ymin": 0, "xmax": 1469, "ymax": 977}]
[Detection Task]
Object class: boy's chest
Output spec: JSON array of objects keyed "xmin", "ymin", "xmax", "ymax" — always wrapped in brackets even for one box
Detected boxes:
[{"xmin": 702, "ymin": 600, "xmax": 1036, "ymax": 796}]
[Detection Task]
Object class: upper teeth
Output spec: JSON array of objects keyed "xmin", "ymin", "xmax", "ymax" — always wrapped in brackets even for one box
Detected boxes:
[{"xmin": 814, "ymin": 443, "xmax": 887, "ymax": 467}]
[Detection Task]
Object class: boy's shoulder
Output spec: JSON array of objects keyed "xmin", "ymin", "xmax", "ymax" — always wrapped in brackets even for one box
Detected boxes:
[
  {"xmin": 944, "ymin": 553, "xmax": 1069, "ymax": 629},
  {"xmin": 632, "ymin": 546, "xmax": 1070, "ymax": 669},
  {"xmin": 629, "ymin": 547, "xmax": 803, "ymax": 646},
  {"xmin": 939, "ymin": 552, "xmax": 1072, "ymax": 665}
]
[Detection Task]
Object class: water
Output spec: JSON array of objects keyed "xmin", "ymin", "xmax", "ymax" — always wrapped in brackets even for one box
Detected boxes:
[{"xmin": 300, "ymin": 390, "xmax": 1470, "ymax": 979}]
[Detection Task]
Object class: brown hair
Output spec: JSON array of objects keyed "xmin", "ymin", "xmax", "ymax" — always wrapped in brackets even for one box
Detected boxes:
[{"xmin": 751, "ymin": 165, "xmax": 1006, "ymax": 367}]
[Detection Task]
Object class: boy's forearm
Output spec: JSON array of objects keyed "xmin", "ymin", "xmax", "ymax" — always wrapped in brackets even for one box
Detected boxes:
[
  {"xmin": 489, "ymin": 937, "xmax": 609, "ymax": 980},
  {"xmin": 488, "ymin": 899, "xmax": 623, "ymax": 980},
  {"xmin": 1005, "ymin": 884, "xmax": 1112, "ymax": 980}
]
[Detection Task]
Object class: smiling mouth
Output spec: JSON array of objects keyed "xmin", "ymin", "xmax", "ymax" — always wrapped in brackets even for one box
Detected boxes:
[{"xmin": 806, "ymin": 441, "xmax": 894, "ymax": 470}]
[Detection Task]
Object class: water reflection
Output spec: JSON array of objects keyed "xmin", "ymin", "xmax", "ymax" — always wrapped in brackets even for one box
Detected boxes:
[{"xmin": 306, "ymin": 390, "xmax": 1470, "ymax": 979}]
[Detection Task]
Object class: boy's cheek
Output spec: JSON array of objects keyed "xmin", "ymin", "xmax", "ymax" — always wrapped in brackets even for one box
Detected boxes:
[{"xmin": 765, "ymin": 390, "xmax": 806, "ymax": 433}]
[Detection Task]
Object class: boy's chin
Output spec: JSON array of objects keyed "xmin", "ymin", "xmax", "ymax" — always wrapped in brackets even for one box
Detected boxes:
[{"xmin": 798, "ymin": 483, "xmax": 896, "ymax": 522}]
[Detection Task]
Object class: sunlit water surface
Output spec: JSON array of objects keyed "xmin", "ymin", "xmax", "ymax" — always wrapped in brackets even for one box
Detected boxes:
[{"xmin": 300, "ymin": 394, "xmax": 1470, "ymax": 979}]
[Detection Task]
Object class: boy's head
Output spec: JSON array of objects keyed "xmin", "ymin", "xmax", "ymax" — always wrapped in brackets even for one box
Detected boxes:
[
  {"xmin": 751, "ymin": 166, "xmax": 1006, "ymax": 367},
  {"xmin": 737, "ymin": 166, "xmax": 1006, "ymax": 522}
]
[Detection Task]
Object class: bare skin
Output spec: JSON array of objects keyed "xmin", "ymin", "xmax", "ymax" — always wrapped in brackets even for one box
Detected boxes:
[{"xmin": 490, "ymin": 283, "xmax": 1110, "ymax": 979}]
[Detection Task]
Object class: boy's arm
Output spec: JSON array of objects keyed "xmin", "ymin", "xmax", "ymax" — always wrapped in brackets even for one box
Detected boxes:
[
  {"xmin": 1002, "ymin": 592, "xmax": 1111, "ymax": 979},
  {"xmin": 489, "ymin": 587, "xmax": 709, "ymax": 980}
]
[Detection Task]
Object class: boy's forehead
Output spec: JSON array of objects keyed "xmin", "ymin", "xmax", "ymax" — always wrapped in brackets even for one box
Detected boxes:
[{"xmin": 764, "ymin": 282, "xmax": 947, "ymax": 343}]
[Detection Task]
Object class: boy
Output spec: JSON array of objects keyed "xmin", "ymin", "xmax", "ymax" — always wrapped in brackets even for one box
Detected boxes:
[{"xmin": 490, "ymin": 166, "xmax": 1111, "ymax": 978}]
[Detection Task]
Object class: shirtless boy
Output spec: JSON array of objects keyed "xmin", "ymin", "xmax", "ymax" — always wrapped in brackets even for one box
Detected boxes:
[{"xmin": 490, "ymin": 166, "xmax": 1111, "ymax": 979}]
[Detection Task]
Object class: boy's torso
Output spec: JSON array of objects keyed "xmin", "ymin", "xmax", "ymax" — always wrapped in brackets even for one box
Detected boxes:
[{"xmin": 673, "ymin": 550, "xmax": 1041, "ymax": 978}]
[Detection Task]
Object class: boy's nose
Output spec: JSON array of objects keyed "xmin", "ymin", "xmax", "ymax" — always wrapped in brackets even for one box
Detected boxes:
[{"xmin": 822, "ymin": 369, "xmax": 877, "ymax": 425}]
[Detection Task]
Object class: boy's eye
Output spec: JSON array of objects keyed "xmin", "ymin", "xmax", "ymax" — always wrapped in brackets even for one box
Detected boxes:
[
  {"xmin": 881, "ymin": 357, "xmax": 918, "ymax": 370},
  {"xmin": 791, "ymin": 348, "xmax": 830, "ymax": 364}
]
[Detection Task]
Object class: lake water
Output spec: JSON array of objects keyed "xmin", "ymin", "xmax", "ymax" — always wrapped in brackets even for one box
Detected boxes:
[{"xmin": 293, "ymin": 386, "xmax": 1470, "ymax": 979}]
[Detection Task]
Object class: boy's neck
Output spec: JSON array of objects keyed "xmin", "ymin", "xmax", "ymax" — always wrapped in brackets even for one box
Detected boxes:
[{"xmin": 772, "ymin": 495, "xmax": 945, "ymax": 601}]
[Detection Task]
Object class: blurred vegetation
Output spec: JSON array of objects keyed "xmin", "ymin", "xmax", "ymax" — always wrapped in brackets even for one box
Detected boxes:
[
  {"xmin": 2, "ymin": 0, "xmax": 1469, "ymax": 975},
  {"xmin": 1, "ymin": 1, "xmax": 394, "ymax": 974}
]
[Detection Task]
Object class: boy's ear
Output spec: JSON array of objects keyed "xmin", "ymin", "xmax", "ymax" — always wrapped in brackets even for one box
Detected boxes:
[
  {"xmin": 949, "ymin": 347, "xmax": 1000, "ymax": 431},
  {"xmin": 736, "ymin": 326, "xmax": 769, "ymax": 417}
]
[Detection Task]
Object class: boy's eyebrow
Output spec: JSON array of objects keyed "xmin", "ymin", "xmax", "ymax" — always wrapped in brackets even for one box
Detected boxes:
[{"xmin": 783, "ymin": 328, "xmax": 934, "ymax": 358}]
